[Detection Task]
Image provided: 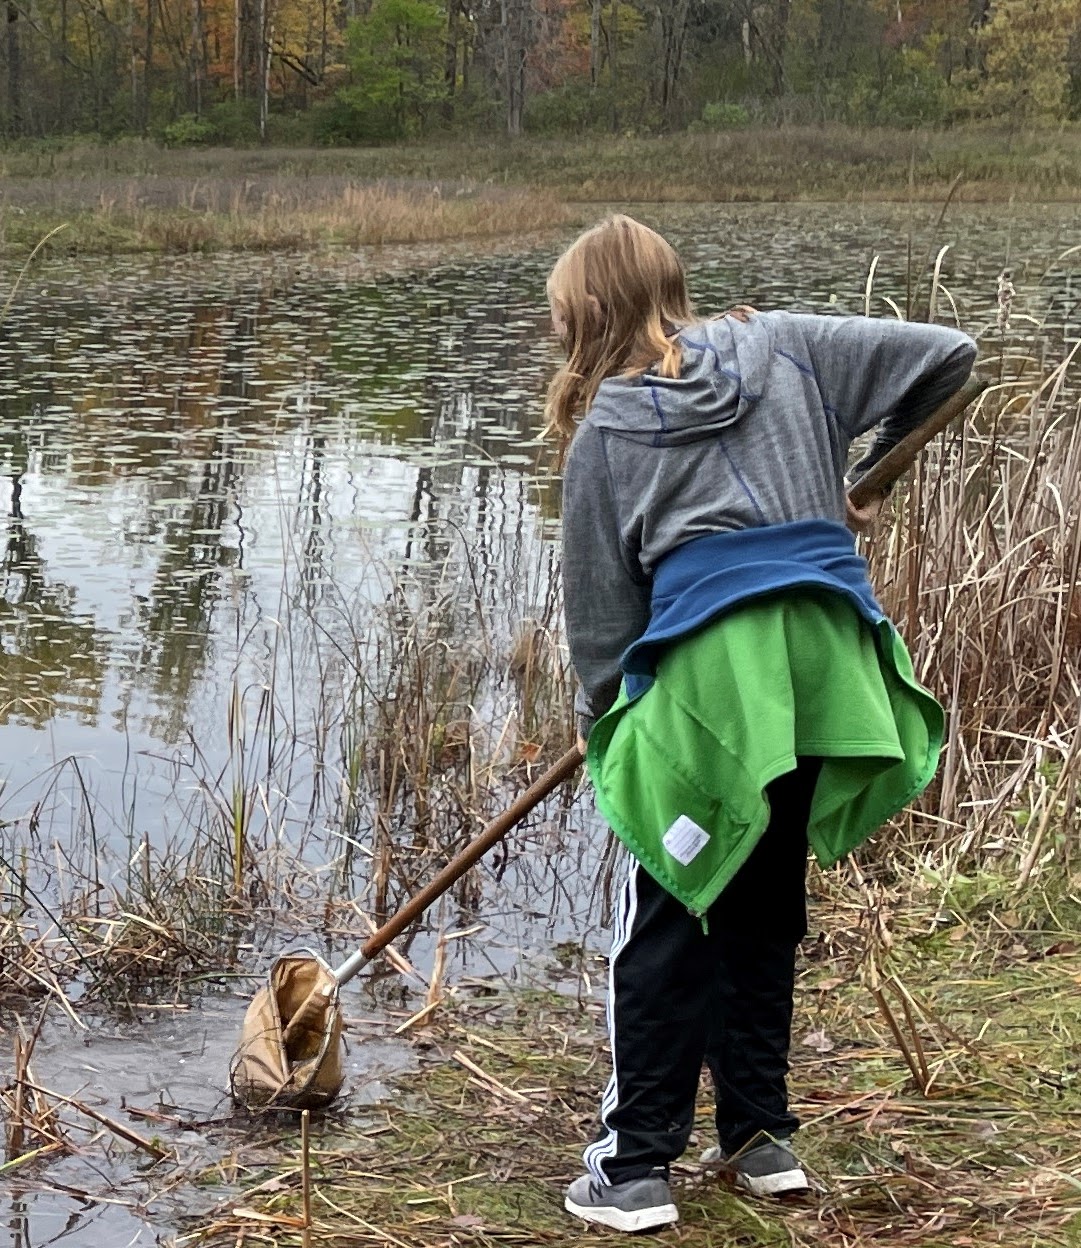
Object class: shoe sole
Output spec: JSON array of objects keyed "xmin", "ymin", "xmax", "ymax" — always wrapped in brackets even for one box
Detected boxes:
[
  {"xmin": 564, "ymin": 1195, "xmax": 679, "ymax": 1232},
  {"xmin": 735, "ymin": 1168, "xmax": 809, "ymax": 1197}
]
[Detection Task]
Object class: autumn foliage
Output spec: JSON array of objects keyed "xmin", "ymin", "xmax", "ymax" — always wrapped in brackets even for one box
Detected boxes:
[{"xmin": 1, "ymin": 0, "xmax": 1080, "ymax": 142}]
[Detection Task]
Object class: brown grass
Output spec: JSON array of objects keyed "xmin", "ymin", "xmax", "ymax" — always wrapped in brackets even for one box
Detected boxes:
[
  {"xmin": 0, "ymin": 179, "xmax": 572, "ymax": 256},
  {"xmin": 865, "ymin": 339, "xmax": 1081, "ymax": 876},
  {"xmin": 0, "ymin": 529, "xmax": 576, "ymax": 1013},
  {"xmin": 2, "ymin": 125, "xmax": 1079, "ymax": 258},
  {"xmin": 182, "ymin": 887, "xmax": 1081, "ymax": 1247},
  {"xmin": 5, "ymin": 127, "xmax": 1081, "ymax": 206}
]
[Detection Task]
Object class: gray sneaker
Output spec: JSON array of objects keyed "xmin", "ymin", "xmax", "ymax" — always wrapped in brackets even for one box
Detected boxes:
[
  {"xmin": 564, "ymin": 1173, "xmax": 679, "ymax": 1232},
  {"xmin": 700, "ymin": 1138, "xmax": 808, "ymax": 1197}
]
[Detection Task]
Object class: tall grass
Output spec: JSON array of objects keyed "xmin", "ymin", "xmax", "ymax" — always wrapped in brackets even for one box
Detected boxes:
[
  {"xmin": 4, "ymin": 128, "xmax": 1081, "ymax": 206},
  {"xmin": 2, "ymin": 127, "xmax": 1080, "ymax": 258},
  {"xmin": 0, "ymin": 475, "xmax": 575, "ymax": 1008},
  {"xmin": 866, "ymin": 346, "xmax": 1081, "ymax": 890},
  {"xmin": 0, "ymin": 179, "xmax": 572, "ymax": 256}
]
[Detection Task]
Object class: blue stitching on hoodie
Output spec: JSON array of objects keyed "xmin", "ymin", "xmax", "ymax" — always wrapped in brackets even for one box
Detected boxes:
[
  {"xmin": 716, "ymin": 439, "xmax": 767, "ymax": 525},
  {"xmin": 648, "ymin": 384, "xmax": 669, "ymax": 446},
  {"xmin": 681, "ymin": 335, "xmax": 721, "ymax": 367},
  {"xmin": 776, "ymin": 349, "xmax": 839, "ymax": 418},
  {"xmin": 681, "ymin": 335, "xmax": 742, "ymax": 385},
  {"xmin": 775, "ymin": 348, "xmax": 813, "ymax": 376}
]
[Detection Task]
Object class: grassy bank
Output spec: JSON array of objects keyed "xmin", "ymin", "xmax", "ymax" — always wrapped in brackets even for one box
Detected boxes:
[
  {"xmin": 183, "ymin": 872, "xmax": 1081, "ymax": 1247},
  {"xmin": 1, "ymin": 125, "xmax": 1080, "ymax": 257},
  {"xmin": 0, "ymin": 178, "xmax": 572, "ymax": 257}
]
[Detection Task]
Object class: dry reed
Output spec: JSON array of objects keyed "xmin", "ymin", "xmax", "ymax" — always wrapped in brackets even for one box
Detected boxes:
[
  {"xmin": 0, "ymin": 179, "xmax": 572, "ymax": 256},
  {"xmin": 867, "ymin": 345, "xmax": 1081, "ymax": 882}
]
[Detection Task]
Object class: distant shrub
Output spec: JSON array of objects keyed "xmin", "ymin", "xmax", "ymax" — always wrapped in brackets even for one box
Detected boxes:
[
  {"xmin": 264, "ymin": 110, "xmax": 317, "ymax": 145},
  {"xmin": 698, "ymin": 101, "xmax": 751, "ymax": 130},
  {"xmin": 161, "ymin": 113, "xmax": 219, "ymax": 147},
  {"xmin": 850, "ymin": 50, "xmax": 953, "ymax": 128},
  {"xmin": 205, "ymin": 100, "xmax": 261, "ymax": 144},
  {"xmin": 443, "ymin": 88, "xmax": 502, "ymax": 135},
  {"xmin": 312, "ymin": 90, "xmax": 403, "ymax": 144},
  {"xmin": 526, "ymin": 84, "xmax": 616, "ymax": 136}
]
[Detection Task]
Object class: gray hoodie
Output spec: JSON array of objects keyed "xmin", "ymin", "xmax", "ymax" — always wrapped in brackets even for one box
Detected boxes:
[{"xmin": 562, "ymin": 311, "xmax": 977, "ymax": 736}]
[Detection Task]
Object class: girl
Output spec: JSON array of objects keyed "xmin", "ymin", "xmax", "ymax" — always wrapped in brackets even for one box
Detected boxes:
[{"xmin": 548, "ymin": 215, "xmax": 976, "ymax": 1233}]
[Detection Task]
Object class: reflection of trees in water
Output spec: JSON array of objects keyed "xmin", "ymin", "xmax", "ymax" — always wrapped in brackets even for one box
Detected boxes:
[
  {"xmin": 374, "ymin": 388, "xmax": 565, "ymax": 805},
  {"xmin": 125, "ymin": 422, "xmax": 242, "ymax": 742},
  {"xmin": 0, "ymin": 267, "xmax": 559, "ymax": 752},
  {"xmin": 0, "ymin": 426, "xmax": 105, "ymax": 727},
  {"xmin": 295, "ymin": 432, "xmax": 329, "ymax": 611},
  {"xmin": 0, "ymin": 260, "xmax": 580, "ymax": 941},
  {"xmin": 0, "ymin": 294, "xmax": 343, "ymax": 740},
  {"xmin": 402, "ymin": 389, "xmax": 555, "ymax": 626}
]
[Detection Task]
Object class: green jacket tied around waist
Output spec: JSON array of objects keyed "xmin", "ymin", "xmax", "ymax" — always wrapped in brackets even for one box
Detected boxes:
[{"xmin": 586, "ymin": 589, "xmax": 943, "ymax": 918}]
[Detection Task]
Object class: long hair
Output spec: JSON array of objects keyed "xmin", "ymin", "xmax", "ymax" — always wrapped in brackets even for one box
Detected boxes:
[{"xmin": 543, "ymin": 215, "xmax": 694, "ymax": 453}]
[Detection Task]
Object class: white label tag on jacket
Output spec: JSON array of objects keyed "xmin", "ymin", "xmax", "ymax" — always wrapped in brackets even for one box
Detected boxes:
[{"xmin": 662, "ymin": 815, "xmax": 710, "ymax": 866}]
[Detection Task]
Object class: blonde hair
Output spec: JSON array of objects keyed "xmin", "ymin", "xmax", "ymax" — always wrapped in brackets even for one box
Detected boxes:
[{"xmin": 543, "ymin": 214, "xmax": 694, "ymax": 450}]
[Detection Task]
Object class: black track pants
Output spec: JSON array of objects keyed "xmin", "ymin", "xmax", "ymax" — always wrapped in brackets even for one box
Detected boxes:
[{"xmin": 584, "ymin": 758, "xmax": 820, "ymax": 1185}]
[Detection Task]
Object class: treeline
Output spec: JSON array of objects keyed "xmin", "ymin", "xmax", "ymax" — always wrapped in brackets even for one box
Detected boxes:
[{"xmin": 3, "ymin": 0, "xmax": 1081, "ymax": 144}]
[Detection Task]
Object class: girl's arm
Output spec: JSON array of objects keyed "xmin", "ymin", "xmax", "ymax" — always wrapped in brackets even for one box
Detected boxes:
[
  {"xmin": 562, "ymin": 423, "xmax": 652, "ymax": 741},
  {"xmin": 794, "ymin": 314, "xmax": 978, "ymax": 482}
]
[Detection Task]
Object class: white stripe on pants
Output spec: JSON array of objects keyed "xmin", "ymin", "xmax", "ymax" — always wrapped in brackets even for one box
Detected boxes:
[{"xmin": 583, "ymin": 859, "xmax": 641, "ymax": 1183}]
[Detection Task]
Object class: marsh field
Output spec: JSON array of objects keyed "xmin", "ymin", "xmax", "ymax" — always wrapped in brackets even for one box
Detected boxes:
[
  {"xmin": 3, "ymin": 128, "xmax": 1081, "ymax": 258},
  {"xmin": 2, "ymin": 183, "xmax": 1081, "ymax": 1248}
]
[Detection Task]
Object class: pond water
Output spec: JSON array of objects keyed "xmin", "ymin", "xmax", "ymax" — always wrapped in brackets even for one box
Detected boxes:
[
  {"xmin": 2, "ymin": 202, "xmax": 1080, "ymax": 1245},
  {"xmin": 0, "ymin": 204, "xmax": 1076, "ymax": 857}
]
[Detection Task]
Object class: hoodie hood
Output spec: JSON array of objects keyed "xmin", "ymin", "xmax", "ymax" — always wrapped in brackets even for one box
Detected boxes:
[{"xmin": 587, "ymin": 315, "xmax": 772, "ymax": 446}]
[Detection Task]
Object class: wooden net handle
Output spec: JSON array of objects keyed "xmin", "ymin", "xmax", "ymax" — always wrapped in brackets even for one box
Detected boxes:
[{"xmin": 334, "ymin": 746, "xmax": 584, "ymax": 982}]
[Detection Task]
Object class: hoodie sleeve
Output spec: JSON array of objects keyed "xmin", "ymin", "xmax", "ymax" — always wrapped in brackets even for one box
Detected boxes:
[
  {"xmin": 562, "ymin": 422, "xmax": 652, "ymax": 741},
  {"xmin": 793, "ymin": 314, "xmax": 977, "ymax": 483}
]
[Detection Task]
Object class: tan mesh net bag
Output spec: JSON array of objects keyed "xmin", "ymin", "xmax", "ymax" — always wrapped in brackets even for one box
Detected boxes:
[{"xmin": 231, "ymin": 953, "xmax": 345, "ymax": 1111}]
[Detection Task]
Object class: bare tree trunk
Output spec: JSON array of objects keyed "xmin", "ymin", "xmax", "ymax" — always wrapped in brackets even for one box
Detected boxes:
[
  {"xmin": 129, "ymin": 0, "xmax": 139, "ymax": 125},
  {"xmin": 590, "ymin": 0, "xmax": 602, "ymax": 87},
  {"xmin": 234, "ymin": 0, "xmax": 241, "ymax": 97},
  {"xmin": 745, "ymin": 0, "xmax": 790, "ymax": 97},
  {"xmin": 259, "ymin": 0, "xmax": 272, "ymax": 140},
  {"xmin": 60, "ymin": 0, "xmax": 70, "ymax": 129},
  {"xmin": 258, "ymin": 0, "xmax": 266, "ymax": 134},
  {"xmin": 319, "ymin": 0, "xmax": 328, "ymax": 80},
  {"xmin": 609, "ymin": 0, "xmax": 618, "ymax": 128},
  {"xmin": 657, "ymin": 0, "xmax": 690, "ymax": 117},
  {"xmin": 772, "ymin": 0, "xmax": 790, "ymax": 96},
  {"xmin": 499, "ymin": 0, "xmax": 529, "ymax": 136},
  {"xmin": 6, "ymin": 0, "xmax": 20, "ymax": 135},
  {"xmin": 191, "ymin": 0, "xmax": 204, "ymax": 113},
  {"xmin": 142, "ymin": 0, "xmax": 153, "ymax": 130},
  {"xmin": 500, "ymin": 0, "xmax": 514, "ymax": 135},
  {"xmin": 237, "ymin": 0, "xmax": 259, "ymax": 98},
  {"xmin": 443, "ymin": 0, "xmax": 458, "ymax": 121}
]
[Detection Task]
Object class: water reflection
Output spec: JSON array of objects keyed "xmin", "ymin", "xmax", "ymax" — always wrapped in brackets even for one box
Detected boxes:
[
  {"xmin": 0, "ymin": 424, "xmax": 106, "ymax": 726},
  {"xmin": 0, "ymin": 202, "xmax": 1074, "ymax": 827}
]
